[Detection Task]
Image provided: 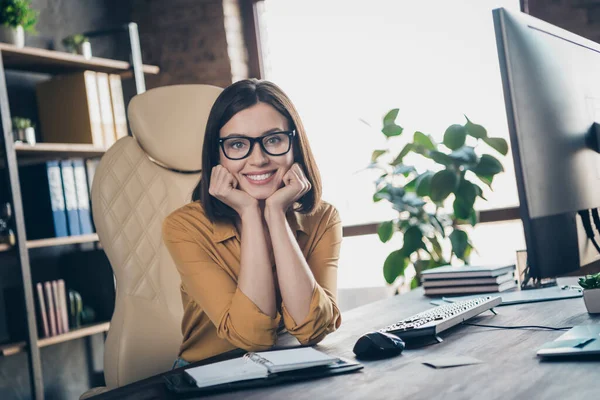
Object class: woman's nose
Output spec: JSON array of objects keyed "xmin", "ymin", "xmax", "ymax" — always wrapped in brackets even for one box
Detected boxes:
[{"xmin": 248, "ymin": 142, "xmax": 268, "ymax": 165}]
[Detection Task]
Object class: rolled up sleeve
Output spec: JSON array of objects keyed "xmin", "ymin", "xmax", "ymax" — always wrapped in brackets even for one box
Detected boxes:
[
  {"xmin": 163, "ymin": 216, "xmax": 281, "ymax": 351},
  {"xmin": 281, "ymin": 208, "xmax": 343, "ymax": 345}
]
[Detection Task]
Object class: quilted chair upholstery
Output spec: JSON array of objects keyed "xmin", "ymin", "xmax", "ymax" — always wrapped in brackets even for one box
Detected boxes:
[{"xmin": 82, "ymin": 84, "xmax": 222, "ymax": 396}]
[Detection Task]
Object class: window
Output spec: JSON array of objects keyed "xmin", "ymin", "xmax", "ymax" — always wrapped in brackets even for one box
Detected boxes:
[{"xmin": 258, "ymin": 1, "xmax": 524, "ymax": 288}]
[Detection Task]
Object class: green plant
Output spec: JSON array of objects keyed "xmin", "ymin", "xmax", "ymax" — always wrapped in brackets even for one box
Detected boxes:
[
  {"xmin": 62, "ymin": 34, "xmax": 89, "ymax": 53},
  {"xmin": 579, "ymin": 273, "xmax": 600, "ymax": 289},
  {"xmin": 371, "ymin": 109, "xmax": 508, "ymax": 287},
  {"xmin": 11, "ymin": 116, "xmax": 32, "ymax": 129},
  {"xmin": 0, "ymin": 0, "xmax": 38, "ymax": 32}
]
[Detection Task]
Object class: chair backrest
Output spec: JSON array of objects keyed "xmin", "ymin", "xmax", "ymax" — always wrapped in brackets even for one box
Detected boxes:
[{"xmin": 91, "ymin": 84, "xmax": 222, "ymax": 388}]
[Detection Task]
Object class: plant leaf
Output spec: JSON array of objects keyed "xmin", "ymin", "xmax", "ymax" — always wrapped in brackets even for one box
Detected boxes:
[
  {"xmin": 378, "ymin": 221, "xmax": 395, "ymax": 243},
  {"xmin": 382, "ymin": 109, "xmax": 403, "ymax": 137},
  {"xmin": 371, "ymin": 149, "xmax": 387, "ymax": 162},
  {"xmin": 413, "ymin": 131, "xmax": 436, "ymax": 150},
  {"xmin": 410, "ymin": 276, "xmax": 420, "ymax": 290},
  {"xmin": 443, "ymin": 124, "xmax": 467, "ymax": 150},
  {"xmin": 429, "ymin": 235, "xmax": 444, "ymax": 261},
  {"xmin": 449, "ymin": 229, "xmax": 469, "ymax": 259},
  {"xmin": 448, "ymin": 147, "xmax": 478, "ymax": 166},
  {"xmin": 464, "ymin": 116, "xmax": 488, "ymax": 139},
  {"xmin": 383, "ymin": 249, "xmax": 408, "ymax": 284},
  {"xmin": 393, "ymin": 165, "xmax": 416, "ymax": 176},
  {"xmin": 473, "ymin": 184, "xmax": 486, "ymax": 200},
  {"xmin": 455, "ymin": 178, "xmax": 477, "ymax": 207},
  {"xmin": 430, "ymin": 150, "xmax": 454, "ymax": 166},
  {"xmin": 384, "ymin": 108, "xmax": 399, "ymax": 125},
  {"xmin": 430, "ymin": 170, "xmax": 459, "ymax": 202},
  {"xmin": 429, "ymin": 214, "xmax": 446, "ymax": 238},
  {"xmin": 391, "ymin": 144, "xmax": 414, "ymax": 166},
  {"xmin": 453, "ymin": 197, "xmax": 472, "ymax": 220},
  {"xmin": 471, "ymin": 154, "xmax": 504, "ymax": 176},
  {"xmin": 415, "ymin": 171, "xmax": 435, "ymax": 197},
  {"xmin": 403, "ymin": 225, "xmax": 426, "ymax": 254},
  {"xmin": 484, "ymin": 137, "xmax": 509, "ymax": 156}
]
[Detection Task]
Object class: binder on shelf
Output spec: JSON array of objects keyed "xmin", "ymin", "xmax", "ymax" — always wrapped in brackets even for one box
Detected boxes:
[
  {"xmin": 108, "ymin": 74, "xmax": 128, "ymax": 139},
  {"xmin": 60, "ymin": 160, "xmax": 81, "ymax": 236},
  {"xmin": 96, "ymin": 72, "xmax": 116, "ymax": 147},
  {"xmin": 18, "ymin": 160, "xmax": 69, "ymax": 239},
  {"xmin": 35, "ymin": 283, "xmax": 50, "ymax": 338},
  {"xmin": 36, "ymin": 71, "xmax": 105, "ymax": 147},
  {"xmin": 72, "ymin": 159, "xmax": 94, "ymax": 234}
]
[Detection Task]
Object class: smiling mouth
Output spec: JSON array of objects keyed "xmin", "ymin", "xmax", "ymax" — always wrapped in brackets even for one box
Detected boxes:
[{"xmin": 244, "ymin": 171, "xmax": 276, "ymax": 184}]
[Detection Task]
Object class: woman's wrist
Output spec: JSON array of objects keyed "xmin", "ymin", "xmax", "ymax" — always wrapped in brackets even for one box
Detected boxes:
[
  {"xmin": 264, "ymin": 204, "xmax": 287, "ymax": 226},
  {"xmin": 238, "ymin": 202, "xmax": 261, "ymax": 221}
]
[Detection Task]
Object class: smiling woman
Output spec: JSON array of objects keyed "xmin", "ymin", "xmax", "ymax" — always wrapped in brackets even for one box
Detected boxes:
[{"xmin": 162, "ymin": 79, "xmax": 342, "ymax": 364}]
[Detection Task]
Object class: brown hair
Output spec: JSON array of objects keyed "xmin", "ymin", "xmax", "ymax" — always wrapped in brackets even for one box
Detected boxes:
[{"xmin": 192, "ymin": 79, "xmax": 322, "ymax": 222}]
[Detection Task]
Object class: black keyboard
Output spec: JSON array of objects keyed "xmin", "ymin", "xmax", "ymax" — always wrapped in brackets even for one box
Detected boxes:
[{"xmin": 379, "ymin": 296, "xmax": 502, "ymax": 341}]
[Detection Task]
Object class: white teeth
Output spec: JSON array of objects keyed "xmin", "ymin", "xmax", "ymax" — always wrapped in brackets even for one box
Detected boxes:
[{"xmin": 246, "ymin": 172, "xmax": 274, "ymax": 181}]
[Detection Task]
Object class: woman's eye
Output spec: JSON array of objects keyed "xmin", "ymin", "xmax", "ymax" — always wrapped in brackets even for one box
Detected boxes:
[
  {"xmin": 266, "ymin": 136, "xmax": 281, "ymax": 145},
  {"xmin": 231, "ymin": 141, "xmax": 246, "ymax": 149}
]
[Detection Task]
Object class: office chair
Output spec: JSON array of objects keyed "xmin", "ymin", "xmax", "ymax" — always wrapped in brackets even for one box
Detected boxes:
[{"xmin": 80, "ymin": 84, "xmax": 223, "ymax": 399}]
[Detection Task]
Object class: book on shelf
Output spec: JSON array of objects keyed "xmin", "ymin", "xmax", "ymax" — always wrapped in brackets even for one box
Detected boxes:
[
  {"xmin": 108, "ymin": 74, "xmax": 128, "ymax": 139},
  {"xmin": 44, "ymin": 282, "xmax": 57, "ymax": 337},
  {"xmin": 185, "ymin": 347, "xmax": 341, "ymax": 389},
  {"xmin": 35, "ymin": 283, "xmax": 49, "ymax": 338},
  {"xmin": 422, "ymin": 271, "xmax": 515, "ymax": 288},
  {"xmin": 421, "ymin": 264, "xmax": 516, "ymax": 280},
  {"xmin": 18, "ymin": 160, "xmax": 68, "ymax": 239},
  {"xmin": 36, "ymin": 71, "xmax": 105, "ymax": 147},
  {"xmin": 72, "ymin": 159, "xmax": 94, "ymax": 234},
  {"xmin": 96, "ymin": 72, "xmax": 116, "ymax": 147},
  {"xmin": 423, "ymin": 280, "xmax": 517, "ymax": 296}
]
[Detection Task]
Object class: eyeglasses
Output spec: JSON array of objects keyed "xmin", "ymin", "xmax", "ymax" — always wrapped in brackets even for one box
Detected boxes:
[{"xmin": 219, "ymin": 130, "xmax": 295, "ymax": 160}]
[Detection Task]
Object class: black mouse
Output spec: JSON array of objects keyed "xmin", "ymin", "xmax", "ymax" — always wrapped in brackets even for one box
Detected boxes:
[{"xmin": 353, "ymin": 331, "xmax": 406, "ymax": 360}]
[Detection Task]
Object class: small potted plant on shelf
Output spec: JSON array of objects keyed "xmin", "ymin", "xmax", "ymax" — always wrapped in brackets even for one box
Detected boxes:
[
  {"xmin": 62, "ymin": 33, "xmax": 92, "ymax": 59},
  {"xmin": 579, "ymin": 273, "xmax": 600, "ymax": 314},
  {"xmin": 0, "ymin": 0, "xmax": 38, "ymax": 48},
  {"xmin": 12, "ymin": 116, "xmax": 36, "ymax": 145}
]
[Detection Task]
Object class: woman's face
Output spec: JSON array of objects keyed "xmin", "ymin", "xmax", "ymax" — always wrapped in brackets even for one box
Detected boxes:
[{"xmin": 218, "ymin": 102, "xmax": 295, "ymax": 200}]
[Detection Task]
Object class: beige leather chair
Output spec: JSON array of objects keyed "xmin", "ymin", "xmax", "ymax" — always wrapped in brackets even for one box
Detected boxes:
[{"xmin": 81, "ymin": 84, "xmax": 222, "ymax": 398}]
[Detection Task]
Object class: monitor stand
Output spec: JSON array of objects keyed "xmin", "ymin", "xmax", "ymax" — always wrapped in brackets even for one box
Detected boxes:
[{"xmin": 521, "ymin": 277, "xmax": 557, "ymax": 290}]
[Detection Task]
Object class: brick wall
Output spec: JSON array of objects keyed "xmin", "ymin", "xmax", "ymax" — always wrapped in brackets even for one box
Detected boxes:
[
  {"xmin": 131, "ymin": 0, "xmax": 242, "ymax": 89},
  {"xmin": 527, "ymin": 0, "xmax": 600, "ymax": 42}
]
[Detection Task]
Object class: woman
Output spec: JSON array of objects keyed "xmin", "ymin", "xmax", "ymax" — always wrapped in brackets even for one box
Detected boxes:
[{"xmin": 163, "ymin": 79, "xmax": 342, "ymax": 367}]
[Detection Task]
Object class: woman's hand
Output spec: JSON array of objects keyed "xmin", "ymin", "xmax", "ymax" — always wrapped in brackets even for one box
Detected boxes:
[
  {"xmin": 265, "ymin": 163, "xmax": 311, "ymax": 214},
  {"xmin": 209, "ymin": 165, "xmax": 258, "ymax": 216}
]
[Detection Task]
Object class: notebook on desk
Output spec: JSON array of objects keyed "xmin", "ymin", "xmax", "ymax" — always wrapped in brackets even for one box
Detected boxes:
[{"xmin": 164, "ymin": 347, "xmax": 363, "ymax": 395}]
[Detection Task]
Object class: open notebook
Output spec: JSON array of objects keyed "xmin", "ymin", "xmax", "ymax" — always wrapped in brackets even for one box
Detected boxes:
[{"xmin": 185, "ymin": 347, "xmax": 339, "ymax": 388}]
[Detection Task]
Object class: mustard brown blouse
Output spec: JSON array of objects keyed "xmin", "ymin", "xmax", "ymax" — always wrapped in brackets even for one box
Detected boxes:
[{"xmin": 162, "ymin": 201, "xmax": 342, "ymax": 362}]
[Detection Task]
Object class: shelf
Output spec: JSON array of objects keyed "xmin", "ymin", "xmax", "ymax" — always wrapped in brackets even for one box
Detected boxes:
[
  {"xmin": 14, "ymin": 142, "xmax": 106, "ymax": 160},
  {"xmin": 38, "ymin": 322, "xmax": 110, "ymax": 348},
  {"xmin": 27, "ymin": 234, "xmax": 99, "ymax": 249},
  {"xmin": 0, "ymin": 43, "xmax": 159, "ymax": 76},
  {"xmin": 0, "ymin": 341, "xmax": 26, "ymax": 356},
  {"xmin": 0, "ymin": 322, "xmax": 110, "ymax": 356}
]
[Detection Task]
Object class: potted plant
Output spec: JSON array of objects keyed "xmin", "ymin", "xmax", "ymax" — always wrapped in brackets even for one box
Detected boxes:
[
  {"xmin": 12, "ymin": 116, "xmax": 35, "ymax": 145},
  {"xmin": 370, "ymin": 109, "xmax": 508, "ymax": 289},
  {"xmin": 62, "ymin": 34, "xmax": 92, "ymax": 59},
  {"xmin": 579, "ymin": 273, "xmax": 600, "ymax": 314},
  {"xmin": 0, "ymin": 0, "xmax": 38, "ymax": 48}
]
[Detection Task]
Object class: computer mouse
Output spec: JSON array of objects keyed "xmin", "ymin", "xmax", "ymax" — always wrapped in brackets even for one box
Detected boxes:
[{"xmin": 352, "ymin": 331, "xmax": 406, "ymax": 360}]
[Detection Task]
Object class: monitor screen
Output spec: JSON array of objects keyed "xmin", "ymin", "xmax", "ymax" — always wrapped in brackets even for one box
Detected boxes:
[{"xmin": 493, "ymin": 8, "xmax": 600, "ymax": 283}]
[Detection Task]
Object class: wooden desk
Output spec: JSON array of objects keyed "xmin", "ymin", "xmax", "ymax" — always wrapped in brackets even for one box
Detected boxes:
[{"xmin": 92, "ymin": 279, "xmax": 600, "ymax": 400}]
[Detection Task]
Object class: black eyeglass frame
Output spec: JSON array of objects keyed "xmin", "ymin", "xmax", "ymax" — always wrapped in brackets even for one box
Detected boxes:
[{"xmin": 218, "ymin": 130, "xmax": 296, "ymax": 160}]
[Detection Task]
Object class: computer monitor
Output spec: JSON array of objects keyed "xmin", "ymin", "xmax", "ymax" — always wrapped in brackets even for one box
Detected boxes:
[{"xmin": 493, "ymin": 8, "xmax": 600, "ymax": 286}]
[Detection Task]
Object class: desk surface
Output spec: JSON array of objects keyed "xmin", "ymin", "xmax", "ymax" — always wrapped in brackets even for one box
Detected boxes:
[{"xmin": 93, "ymin": 279, "xmax": 600, "ymax": 400}]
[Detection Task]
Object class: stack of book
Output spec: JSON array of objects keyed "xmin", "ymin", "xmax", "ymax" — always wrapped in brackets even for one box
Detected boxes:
[
  {"xmin": 34, "ymin": 280, "xmax": 81, "ymax": 338},
  {"xmin": 421, "ymin": 264, "xmax": 517, "ymax": 296}
]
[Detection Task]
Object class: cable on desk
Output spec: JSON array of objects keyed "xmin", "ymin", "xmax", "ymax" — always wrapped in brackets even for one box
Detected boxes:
[{"xmin": 462, "ymin": 322, "xmax": 572, "ymax": 331}]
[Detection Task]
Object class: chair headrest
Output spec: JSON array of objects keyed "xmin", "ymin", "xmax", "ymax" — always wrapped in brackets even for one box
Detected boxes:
[{"xmin": 128, "ymin": 84, "xmax": 223, "ymax": 172}]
